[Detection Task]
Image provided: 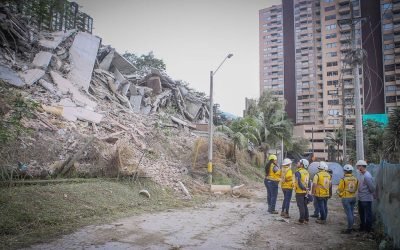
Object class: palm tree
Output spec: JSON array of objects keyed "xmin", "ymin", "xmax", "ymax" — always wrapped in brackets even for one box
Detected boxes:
[
  {"xmin": 384, "ymin": 108, "xmax": 400, "ymax": 163},
  {"xmin": 256, "ymin": 91, "xmax": 293, "ymax": 162},
  {"xmin": 325, "ymin": 129, "xmax": 343, "ymax": 162}
]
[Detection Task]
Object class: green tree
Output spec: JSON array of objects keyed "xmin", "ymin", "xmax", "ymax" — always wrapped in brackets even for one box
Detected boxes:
[
  {"xmin": 364, "ymin": 120, "xmax": 385, "ymax": 163},
  {"xmin": 286, "ymin": 137, "xmax": 310, "ymax": 159},
  {"xmin": 384, "ymin": 108, "xmax": 400, "ymax": 163},
  {"xmin": 256, "ymin": 91, "xmax": 293, "ymax": 161},
  {"xmin": 123, "ymin": 51, "xmax": 166, "ymax": 71},
  {"xmin": 325, "ymin": 129, "xmax": 343, "ymax": 162}
]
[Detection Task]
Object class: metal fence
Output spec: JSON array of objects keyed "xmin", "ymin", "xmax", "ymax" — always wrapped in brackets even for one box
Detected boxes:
[
  {"xmin": 368, "ymin": 162, "xmax": 400, "ymax": 247},
  {"xmin": 4, "ymin": 0, "xmax": 93, "ymax": 33}
]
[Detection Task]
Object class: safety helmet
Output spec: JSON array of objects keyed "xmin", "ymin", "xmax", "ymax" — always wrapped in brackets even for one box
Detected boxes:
[
  {"xmin": 356, "ymin": 160, "xmax": 367, "ymax": 166},
  {"xmin": 318, "ymin": 161, "xmax": 328, "ymax": 170},
  {"xmin": 282, "ymin": 158, "xmax": 292, "ymax": 166},
  {"xmin": 268, "ymin": 154, "xmax": 277, "ymax": 161},
  {"xmin": 299, "ymin": 159, "xmax": 309, "ymax": 169},
  {"xmin": 343, "ymin": 164, "xmax": 354, "ymax": 171}
]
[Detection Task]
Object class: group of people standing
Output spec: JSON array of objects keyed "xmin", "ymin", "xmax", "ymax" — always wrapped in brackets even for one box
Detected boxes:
[{"xmin": 264, "ymin": 155, "xmax": 375, "ymax": 233}]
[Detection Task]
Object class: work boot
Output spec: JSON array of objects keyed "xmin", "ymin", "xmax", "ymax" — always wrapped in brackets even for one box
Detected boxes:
[
  {"xmin": 295, "ymin": 220, "xmax": 305, "ymax": 225},
  {"xmin": 284, "ymin": 212, "xmax": 290, "ymax": 219},
  {"xmin": 341, "ymin": 229, "xmax": 352, "ymax": 234},
  {"xmin": 316, "ymin": 219, "xmax": 327, "ymax": 224},
  {"xmin": 304, "ymin": 219, "xmax": 309, "ymax": 224},
  {"xmin": 310, "ymin": 214, "xmax": 318, "ymax": 218},
  {"xmin": 280, "ymin": 211, "xmax": 285, "ymax": 217},
  {"xmin": 270, "ymin": 210, "xmax": 279, "ymax": 214}
]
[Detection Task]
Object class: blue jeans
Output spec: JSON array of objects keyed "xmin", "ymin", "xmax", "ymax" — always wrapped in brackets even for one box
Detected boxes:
[
  {"xmin": 264, "ymin": 179, "xmax": 279, "ymax": 212},
  {"xmin": 313, "ymin": 196, "xmax": 319, "ymax": 216},
  {"xmin": 342, "ymin": 197, "xmax": 356, "ymax": 230},
  {"xmin": 316, "ymin": 197, "xmax": 328, "ymax": 220},
  {"xmin": 358, "ymin": 201, "xmax": 373, "ymax": 232},
  {"xmin": 281, "ymin": 189, "xmax": 293, "ymax": 213}
]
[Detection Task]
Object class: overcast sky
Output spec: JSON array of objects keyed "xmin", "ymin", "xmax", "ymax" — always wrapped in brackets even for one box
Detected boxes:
[{"xmin": 76, "ymin": 0, "xmax": 280, "ymax": 116}]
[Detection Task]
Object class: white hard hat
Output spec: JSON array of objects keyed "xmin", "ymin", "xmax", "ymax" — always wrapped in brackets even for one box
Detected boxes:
[
  {"xmin": 318, "ymin": 161, "xmax": 328, "ymax": 170},
  {"xmin": 356, "ymin": 160, "xmax": 367, "ymax": 166},
  {"xmin": 282, "ymin": 158, "xmax": 292, "ymax": 166},
  {"xmin": 299, "ymin": 159, "xmax": 309, "ymax": 168},
  {"xmin": 343, "ymin": 164, "xmax": 354, "ymax": 171}
]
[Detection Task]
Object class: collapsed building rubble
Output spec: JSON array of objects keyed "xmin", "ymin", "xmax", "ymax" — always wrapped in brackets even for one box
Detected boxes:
[{"xmin": 0, "ymin": 3, "xmax": 211, "ymax": 192}]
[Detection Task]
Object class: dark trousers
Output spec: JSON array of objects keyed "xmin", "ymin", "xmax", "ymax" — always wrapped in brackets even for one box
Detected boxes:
[
  {"xmin": 313, "ymin": 196, "xmax": 319, "ymax": 216},
  {"xmin": 281, "ymin": 189, "xmax": 293, "ymax": 213},
  {"xmin": 342, "ymin": 197, "xmax": 356, "ymax": 230},
  {"xmin": 316, "ymin": 197, "xmax": 328, "ymax": 220},
  {"xmin": 358, "ymin": 201, "xmax": 373, "ymax": 232},
  {"xmin": 264, "ymin": 179, "xmax": 279, "ymax": 212},
  {"xmin": 296, "ymin": 193, "xmax": 309, "ymax": 222}
]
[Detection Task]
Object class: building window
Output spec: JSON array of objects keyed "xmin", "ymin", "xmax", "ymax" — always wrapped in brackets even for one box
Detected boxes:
[
  {"xmin": 325, "ymin": 5, "xmax": 335, "ymax": 12},
  {"xmin": 383, "ymin": 3, "xmax": 392, "ymax": 10},
  {"xmin": 324, "ymin": 0, "xmax": 334, "ymax": 2},
  {"xmin": 327, "ymin": 61, "xmax": 338, "ymax": 67},
  {"xmin": 327, "ymin": 80, "xmax": 338, "ymax": 86},
  {"xmin": 326, "ymin": 51, "xmax": 337, "ymax": 57},
  {"xmin": 328, "ymin": 109, "xmax": 339, "ymax": 116},
  {"xmin": 328, "ymin": 100, "xmax": 339, "ymax": 105},
  {"xmin": 328, "ymin": 119, "xmax": 339, "ymax": 125},
  {"xmin": 384, "ymin": 44, "xmax": 395, "ymax": 50},
  {"xmin": 326, "ymin": 24, "xmax": 336, "ymax": 31},
  {"xmin": 386, "ymin": 86, "xmax": 397, "ymax": 92},
  {"xmin": 383, "ymin": 23, "xmax": 393, "ymax": 30},
  {"xmin": 325, "ymin": 14, "xmax": 336, "ymax": 21},
  {"xmin": 326, "ymin": 33, "xmax": 337, "ymax": 39},
  {"xmin": 383, "ymin": 34, "xmax": 394, "ymax": 41},
  {"xmin": 328, "ymin": 90, "xmax": 338, "ymax": 95},
  {"xmin": 386, "ymin": 96, "xmax": 396, "ymax": 103},
  {"xmin": 326, "ymin": 42, "xmax": 337, "ymax": 48},
  {"xmin": 327, "ymin": 71, "xmax": 338, "ymax": 77},
  {"xmin": 385, "ymin": 54, "xmax": 395, "ymax": 62}
]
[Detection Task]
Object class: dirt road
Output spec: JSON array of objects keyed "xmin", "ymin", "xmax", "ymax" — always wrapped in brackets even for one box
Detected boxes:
[{"xmin": 28, "ymin": 186, "xmax": 377, "ymax": 250}]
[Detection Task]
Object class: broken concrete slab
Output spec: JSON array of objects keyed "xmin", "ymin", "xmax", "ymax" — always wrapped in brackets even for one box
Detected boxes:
[
  {"xmin": 0, "ymin": 65, "xmax": 24, "ymax": 87},
  {"xmin": 171, "ymin": 116, "xmax": 196, "ymax": 129},
  {"xmin": 147, "ymin": 76, "xmax": 162, "ymax": 95},
  {"xmin": 99, "ymin": 49, "xmax": 114, "ymax": 71},
  {"xmin": 32, "ymin": 51, "xmax": 52, "ymax": 69},
  {"xmin": 130, "ymin": 95, "xmax": 142, "ymax": 112},
  {"xmin": 39, "ymin": 30, "xmax": 75, "ymax": 50},
  {"xmin": 111, "ymin": 51, "xmax": 137, "ymax": 75},
  {"xmin": 39, "ymin": 79, "xmax": 61, "ymax": 96},
  {"xmin": 67, "ymin": 32, "xmax": 101, "ymax": 91},
  {"xmin": 50, "ymin": 71, "xmax": 97, "ymax": 108},
  {"xmin": 59, "ymin": 98, "xmax": 103, "ymax": 123},
  {"xmin": 19, "ymin": 69, "xmax": 45, "ymax": 86},
  {"xmin": 185, "ymin": 99, "xmax": 203, "ymax": 118}
]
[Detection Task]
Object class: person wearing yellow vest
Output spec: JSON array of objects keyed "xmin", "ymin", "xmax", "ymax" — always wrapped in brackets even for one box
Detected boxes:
[
  {"xmin": 312, "ymin": 161, "xmax": 332, "ymax": 224},
  {"xmin": 264, "ymin": 154, "xmax": 280, "ymax": 214},
  {"xmin": 280, "ymin": 158, "xmax": 294, "ymax": 218},
  {"xmin": 294, "ymin": 159, "xmax": 310, "ymax": 224},
  {"xmin": 338, "ymin": 164, "xmax": 359, "ymax": 234}
]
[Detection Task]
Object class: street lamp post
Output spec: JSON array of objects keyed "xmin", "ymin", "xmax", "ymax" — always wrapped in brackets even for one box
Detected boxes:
[{"xmin": 208, "ymin": 53, "xmax": 233, "ymax": 185}]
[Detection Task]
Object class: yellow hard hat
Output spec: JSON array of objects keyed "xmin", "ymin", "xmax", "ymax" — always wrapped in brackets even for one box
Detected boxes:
[{"xmin": 268, "ymin": 154, "xmax": 277, "ymax": 161}]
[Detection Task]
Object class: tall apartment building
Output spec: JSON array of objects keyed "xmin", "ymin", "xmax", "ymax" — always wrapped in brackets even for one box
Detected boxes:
[
  {"xmin": 259, "ymin": 5, "xmax": 285, "ymax": 99},
  {"xmin": 259, "ymin": 0, "xmax": 385, "ymax": 160},
  {"xmin": 380, "ymin": 0, "xmax": 400, "ymax": 112}
]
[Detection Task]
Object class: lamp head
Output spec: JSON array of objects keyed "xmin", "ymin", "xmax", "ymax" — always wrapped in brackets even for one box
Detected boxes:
[{"xmin": 227, "ymin": 53, "xmax": 233, "ymax": 58}]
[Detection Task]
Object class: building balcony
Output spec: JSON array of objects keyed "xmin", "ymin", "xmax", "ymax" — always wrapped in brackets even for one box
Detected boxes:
[
  {"xmin": 338, "ymin": 0, "xmax": 350, "ymax": 5},
  {"xmin": 394, "ymin": 2, "xmax": 400, "ymax": 12},
  {"xmin": 340, "ymin": 24, "xmax": 351, "ymax": 32}
]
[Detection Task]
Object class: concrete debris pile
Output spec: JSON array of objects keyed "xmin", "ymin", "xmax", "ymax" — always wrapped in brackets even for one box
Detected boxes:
[{"xmin": 0, "ymin": 6, "xmax": 210, "ymax": 191}]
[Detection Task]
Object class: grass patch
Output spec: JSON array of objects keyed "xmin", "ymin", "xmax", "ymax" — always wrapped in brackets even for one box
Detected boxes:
[{"xmin": 0, "ymin": 179, "xmax": 204, "ymax": 249}]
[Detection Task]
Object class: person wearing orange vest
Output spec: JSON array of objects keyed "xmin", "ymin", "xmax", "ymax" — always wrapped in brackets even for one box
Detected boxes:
[
  {"xmin": 280, "ymin": 158, "xmax": 294, "ymax": 218},
  {"xmin": 312, "ymin": 161, "xmax": 332, "ymax": 224},
  {"xmin": 338, "ymin": 164, "xmax": 359, "ymax": 234},
  {"xmin": 264, "ymin": 154, "xmax": 280, "ymax": 214},
  {"xmin": 294, "ymin": 159, "xmax": 311, "ymax": 224}
]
